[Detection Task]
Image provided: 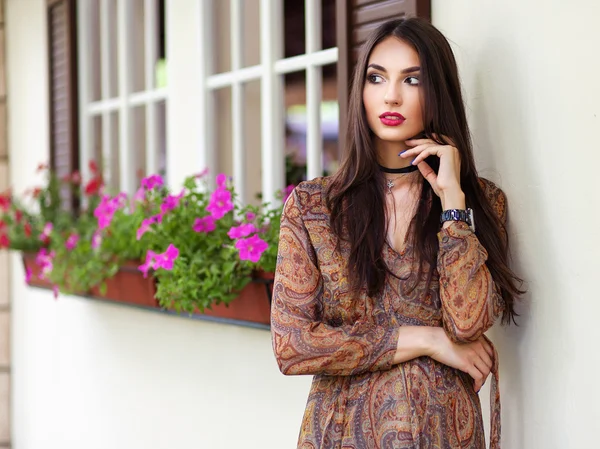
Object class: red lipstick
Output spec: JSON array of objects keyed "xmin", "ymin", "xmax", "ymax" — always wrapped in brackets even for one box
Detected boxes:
[{"xmin": 379, "ymin": 112, "xmax": 406, "ymax": 126}]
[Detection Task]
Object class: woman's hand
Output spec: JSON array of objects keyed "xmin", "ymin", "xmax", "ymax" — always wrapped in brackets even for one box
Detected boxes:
[
  {"xmin": 400, "ymin": 136, "xmax": 465, "ymax": 210},
  {"xmin": 427, "ymin": 327, "xmax": 494, "ymax": 393}
]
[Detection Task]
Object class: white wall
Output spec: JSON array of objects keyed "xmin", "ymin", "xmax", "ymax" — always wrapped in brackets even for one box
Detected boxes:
[
  {"xmin": 433, "ymin": 1, "xmax": 600, "ymax": 448},
  {"xmin": 7, "ymin": 1, "xmax": 311, "ymax": 448}
]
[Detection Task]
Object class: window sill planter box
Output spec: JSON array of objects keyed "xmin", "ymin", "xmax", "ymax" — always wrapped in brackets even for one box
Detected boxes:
[
  {"xmin": 22, "ymin": 252, "xmax": 54, "ymax": 289},
  {"xmin": 22, "ymin": 252, "xmax": 274, "ymax": 328},
  {"xmin": 88, "ymin": 261, "xmax": 159, "ymax": 308},
  {"xmin": 197, "ymin": 271, "xmax": 274, "ymax": 326}
]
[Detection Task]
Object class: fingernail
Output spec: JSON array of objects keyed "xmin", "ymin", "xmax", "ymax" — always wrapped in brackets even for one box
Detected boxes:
[
  {"xmin": 398, "ymin": 150, "xmax": 406, "ymax": 156},
  {"xmin": 411, "ymin": 158, "xmax": 417, "ymax": 165}
]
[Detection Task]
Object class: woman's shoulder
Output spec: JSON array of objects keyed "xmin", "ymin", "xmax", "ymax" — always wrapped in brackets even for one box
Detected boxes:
[
  {"xmin": 477, "ymin": 177, "xmax": 507, "ymax": 223},
  {"xmin": 294, "ymin": 176, "xmax": 330, "ymax": 194},
  {"xmin": 291, "ymin": 176, "xmax": 331, "ymax": 212}
]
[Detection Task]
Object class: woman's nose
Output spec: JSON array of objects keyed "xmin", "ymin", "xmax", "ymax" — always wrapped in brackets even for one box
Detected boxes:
[{"xmin": 384, "ymin": 87, "xmax": 401, "ymax": 105}]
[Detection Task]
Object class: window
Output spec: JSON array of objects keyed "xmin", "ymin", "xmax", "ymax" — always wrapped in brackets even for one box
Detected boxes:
[
  {"xmin": 200, "ymin": 0, "xmax": 430, "ymax": 206},
  {"xmin": 201, "ymin": 0, "xmax": 338, "ymax": 206},
  {"xmin": 75, "ymin": 0, "xmax": 167, "ymax": 195},
  {"xmin": 47, "ymin": 0, "xmax": 430, "ymax": 204}
]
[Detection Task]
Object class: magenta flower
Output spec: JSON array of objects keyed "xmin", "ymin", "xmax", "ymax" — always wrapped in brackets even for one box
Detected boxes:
[
  {"xmin": 91, "ymin": 230, "xmax": 102, "ymax": 249},
  {"xmin": 136, "ymin": 214, "xmax": 162, "ymax": 240},
  {"xmin": 216, "ymin": 173, "xmax": 227, "ymax": 188},
  {"xmin": 235, "ymin": 234, "xmax": 268, "ymax": 263},
  {"xmin": 94, "ymin": 193, "xmax": 127, "ymax": 230},
  {"xmin": 65, "ymin": 233, "xmax": 79, "ymax": 250},
  {"xmin": 141, "ymin": 174, "xmax": 164, "ymax": 191},
  {"xmin": 138, "ymin": 250, "xmax": 157, "ymax": 278},
  {"xmin": 36, "ymin": 248, "xmax": 55, "ymax": 280},
  {"xmin": 193, "ymin": 216, "xmax": 216, "ymax": 233},
  {"xmin": 160, "ymin": 190, "xmax": 184, "ymax": 214},
  {"xmin": 138, "ymin": 245, "xmax": 179, "ymax": 277},
  {"xmin": 52, "ymin": 285, "xmax": 59, "ymax": 299},
  {"xmin": 284, "ymin": 184, "xmax": 295, "ymax": 202},
  {"xmin": 228, "ymin": 223, "xmax": 257, "ymax": 239},
  {"xmin": 133, "ymin": 187, "xmax": 146, "ymax": 203},
  {"xmin": 206, "ymin": 188, "xmax": 234, "ymax": 219},
  {"xmin": 154, "ymin": 244, "xmax": 179, "ymax": 271},
  {"xmin": 39, "ymin": 222, "xmax": 53, "ymax": 241},
  {"xmin": 25, "ymin": 267, "xmax": 32, "ymax": 284},
  {"xmin": 195, "ymin": 167, "xmax": 209, "ymax": 178},
  {"xmin": 245, "ymin": 212, "xmax": 256, "ymax": 221}
]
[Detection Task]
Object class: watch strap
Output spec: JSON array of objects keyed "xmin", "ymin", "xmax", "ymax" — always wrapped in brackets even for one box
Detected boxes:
[{"xmin": 440, "ymin": 208, "xmax": 474, "ymax": 231}]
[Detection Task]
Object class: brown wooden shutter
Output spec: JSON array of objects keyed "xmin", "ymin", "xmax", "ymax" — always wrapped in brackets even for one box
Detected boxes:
[
  {"xmin": 47, "ymin": 0, "xmax": 79, "ymax": 209},
  {"xmin": 336, "ymin": 0, "xmax": 431, "ymax": 155}
]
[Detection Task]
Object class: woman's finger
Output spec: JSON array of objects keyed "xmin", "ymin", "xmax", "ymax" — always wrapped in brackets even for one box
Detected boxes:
[
  {"xmin": 404, "ymin": 138, "xmax": 435, "ymax": 146},
  {"xmin": 480, "ymin": 338, "xmax": 495, "ymax": 360},
  {"xmin": 477, "ymin": 346, "xmax": 494, "ymax": 372},
  {"xmin": 398, "ymin": 143, "xmax": 432, "ymax": 158},
  {"xmin": 473, "ymin": 352, "xmax": 492, "ymax": 378},
  {"xmin": 412, "ymin": 145, "xmax": 448, "ymax": 165},
  {"xmin": 465, "ymin": 364, "xmax": 486, "ymax": 392},
  {"xmin": 416, "ymin": 160, "xmax": 437, "ymax": 187}
]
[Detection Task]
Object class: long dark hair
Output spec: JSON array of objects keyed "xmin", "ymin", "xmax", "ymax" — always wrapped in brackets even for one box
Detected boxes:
[{"xmin": 326, "ymin": 18, "xmax": 523, "ymax": 324}]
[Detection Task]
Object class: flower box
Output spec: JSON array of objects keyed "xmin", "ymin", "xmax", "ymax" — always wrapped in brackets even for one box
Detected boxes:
[
  {"xmin": 22, "ymin": 252, "xmax": 54, "ymax": 289},
  {"xmin": 88, "ymin": 261, "xmax": 159, "ymax": 308},
  {"xmin": 5, "ymin": 166, "xmax": 282, "ymax": 330},
  {"xmin": 198, "ymin": 271, "xmax": 274, "ymax": 325},
  {"xmin": 23, "ymin": 250, "xmax": 273, "ymax": 326}
]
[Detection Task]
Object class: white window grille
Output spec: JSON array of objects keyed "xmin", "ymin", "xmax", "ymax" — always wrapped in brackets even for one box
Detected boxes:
[
  {"xmin": 201, "ymin": 0, "xmax": 338, "ymax": 206},
  {"xmin": 77, "ymin": 0, "xmax": 167, "ymax": 196}
]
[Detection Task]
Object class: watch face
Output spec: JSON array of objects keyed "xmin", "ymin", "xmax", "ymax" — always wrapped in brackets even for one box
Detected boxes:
[{"xmin": 467, "ymin": 208, "xmax": 476, "ymax": 232}]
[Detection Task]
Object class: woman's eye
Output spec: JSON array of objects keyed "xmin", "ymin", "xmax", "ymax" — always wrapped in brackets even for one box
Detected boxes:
[
  {"xmin": 367, "ymin": 74, "xmax": 384, "ymax": 84},
  {"xmin": 405, "ymin": 76, "xmax": 420, "ymax": 86}
]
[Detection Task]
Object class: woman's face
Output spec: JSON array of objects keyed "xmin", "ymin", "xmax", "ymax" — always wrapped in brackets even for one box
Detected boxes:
[{"xmin": 362, "ymin": 37, "xmax": 424, "ymax": 146}]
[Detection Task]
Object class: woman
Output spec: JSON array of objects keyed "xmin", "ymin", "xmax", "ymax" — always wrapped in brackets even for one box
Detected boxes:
[{"xmin": 271, "ymin": 17, "xmax": 523, "ymax": 449}]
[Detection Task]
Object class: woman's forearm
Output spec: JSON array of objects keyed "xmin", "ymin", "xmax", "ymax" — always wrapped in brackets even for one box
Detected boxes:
[{"xmin": 392, "ymin": 326, "xmax": 437, "ymax": 364}]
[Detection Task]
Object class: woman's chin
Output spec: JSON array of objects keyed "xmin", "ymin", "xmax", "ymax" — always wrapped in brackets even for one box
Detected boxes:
[{"xmin": 374, "ymin": 130, "xmax": 416, "ymax": 144}]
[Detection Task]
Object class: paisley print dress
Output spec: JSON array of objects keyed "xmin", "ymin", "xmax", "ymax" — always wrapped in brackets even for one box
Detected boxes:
[{"xmin": 271, "ymin": 177, "xmax": 507, "ymax": 449}]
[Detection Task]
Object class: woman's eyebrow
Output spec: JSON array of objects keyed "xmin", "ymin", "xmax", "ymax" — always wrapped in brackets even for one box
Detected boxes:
[{"xmin": 367, "ymin": 64, "xmax": 421, "ymax": 74}]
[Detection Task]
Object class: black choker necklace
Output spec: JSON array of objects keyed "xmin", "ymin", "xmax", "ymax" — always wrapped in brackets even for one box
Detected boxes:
[{"xmin": 378, "ymin": 164, "xmax": 419, "ymax": 174}]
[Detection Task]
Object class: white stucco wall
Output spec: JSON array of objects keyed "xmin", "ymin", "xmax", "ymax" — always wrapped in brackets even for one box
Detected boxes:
[
  {"xmin": 433, "ymin": 1, "xmax": 600, "ymax": 447},
  {"xmin": 6, "ymin": 1, "xmax": 311, "ymax": 448},
  {"xmin": 7, "ymin": 0, "xmax": 600, "ymax": 447}
]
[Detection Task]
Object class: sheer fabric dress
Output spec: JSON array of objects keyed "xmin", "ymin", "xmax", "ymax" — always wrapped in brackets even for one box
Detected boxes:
[{"xmin": 271, "ymin": 177, "xmax": 507, "ymax": 449}]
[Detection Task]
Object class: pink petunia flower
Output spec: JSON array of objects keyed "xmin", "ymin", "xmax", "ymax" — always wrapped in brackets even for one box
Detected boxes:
[
  {"xmin": 94, "ymin": 193, "xmax": 128, "ymax": 230},
  {"xmin": 133, "ymin": 187, "xmax": 146, "ymax": 203},
  {"xmin": 91, "ymin": 230, "xmax": 102, "ymax": 249},
  {"xmin": 160, "ymin": 190, "xmax": 185, "ymax": 215},
  {"xmin": 234, "ymin": 234, "xmax": 268, "ymax": 263},
  {"xmin": 193, "ymin": 216, "xmax": 216, "ymax": 233},
  {"xmin": 284, "ymin": 184, "xmax": 295, "ymax": 202},
  {"xmin": 216, "ymin": 173, "xmax": 228, "ymax": 188},
  {"xmin": 245, "ymin": 212, "xmax": 256, "ymax": 222},
  {"xmin": 36, "ymin": 248, "xmax": 56, "ymax": 280},
  {"xmin": 25, "ymin": 267, "xmax": 32, "ymax": 284},
  {"xmin": 138, "ymin": 250, "xmax": 157, "ymax": 278},
  {"xmin": 195, "ymin": 167, "xmax": 209, "ymax": 179},
  {"xmin": 228, "ymin": 223, "xmax": 257, "ymax": 239},
  {"xmin": 39, "ymin": 222, "xmax": 53, "ymax": 241},
  {"xmin": 141, "ymin": 174, "xmax": 164, "ymax": 191},
  {"xmin": 206, "ymin": 188, "xmax": 234, "ymax": 219},
  {"xmin": 65, "ymin": 233, "xmax": 79, "ymax": 250},
  {"xmin": 154, "ymin": 244, "xmax": 179, "ymax": 271},
  {"xmin": 52, "ymin": 285, "xmax": 59, "ymax": 299},
  {"xmin": 136, "ymin": 214, "xmax": 162, "ymax": 240}
]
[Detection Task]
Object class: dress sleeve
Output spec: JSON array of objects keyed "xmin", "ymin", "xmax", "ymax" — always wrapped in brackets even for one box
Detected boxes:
[
  {"xmin": 436, "ymin": 182, "xmax": 507, "ymax": 343},
  {"xmin": 271, "ymin": 188, "xmax": 400, "ymax": 376}
]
